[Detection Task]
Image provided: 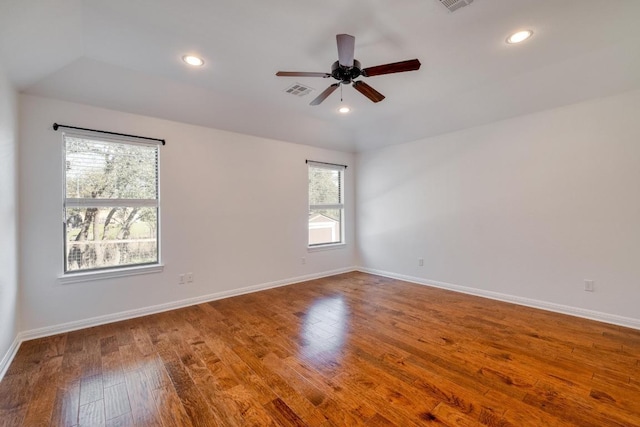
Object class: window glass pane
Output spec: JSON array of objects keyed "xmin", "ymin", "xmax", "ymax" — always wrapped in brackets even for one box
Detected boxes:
[
  {"xmin": 309, "ymin": 167, "xmax": 341, "ymax": 205},
  {"xmin": 309, "ymin": 209, "xmax": 341, "ymax": 245},
  {"xmin": 65, "ymin": 137, "xmax": 158, "ymax": 200},
  {"xmin": 65, "ymin": 207, "xmax": 158, "ymax": 272}
]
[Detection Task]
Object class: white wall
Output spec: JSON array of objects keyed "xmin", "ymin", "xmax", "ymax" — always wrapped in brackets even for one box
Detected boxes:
[
  {"xmin": 357, "ymin": 89, "xmax": 640, "ymax": 324},
  {"xmin": 0, "ymin": 63, "xmax": 19, "ymax": 370},
  {"xmin": 19, "ymin": 95, "xmax": 356, "ymax": 332},
  {"xmin": 16, "ymin": 87, "xmax": 640, "ymax": 338}
]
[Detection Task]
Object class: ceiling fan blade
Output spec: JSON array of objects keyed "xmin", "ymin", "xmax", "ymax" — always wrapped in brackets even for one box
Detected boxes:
[
  {"xmin": 361, "ymin": 59, "xmax": 421, "ymax": 77},
  {"xmin": 276, "ymin": 71, "xmax": 331, "ymax": 78},
  {"xmin": 336, "ymin": 34, "xmax": 355, "ymax": 67},
  {"xmin": 310, "ymin": 83, "xmax": 340, "ymax": 106},
  {"xmin": 352, "ymin": 81, "xmax": 385, "ymax": 103}
]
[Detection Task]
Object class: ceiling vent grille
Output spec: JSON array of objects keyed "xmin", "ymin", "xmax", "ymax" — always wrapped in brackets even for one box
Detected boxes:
[
  {"xmin": 437, "ymin": 0, "xmax": 474, "ymax": 13},
  {"xmin": 284, "ymin": 83, "xmax": 314, "ymax": 97}
]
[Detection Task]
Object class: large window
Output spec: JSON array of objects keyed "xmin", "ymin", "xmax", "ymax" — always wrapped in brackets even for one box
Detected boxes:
[
  {"xmin": 63, "ymin": 132, "xmax": 160, "ymax": 273},
  {"xmin": 308, "ymin": 161, "xmax": 345, "ymax": 246}
]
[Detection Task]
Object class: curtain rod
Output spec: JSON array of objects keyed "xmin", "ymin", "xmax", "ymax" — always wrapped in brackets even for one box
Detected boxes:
[
  {"xmin": 52, "ymin": 123, "xmax": 166, "ymax": 146},
  {"xmin": 306, "ymin": 159, "xmax": 348, "ymax": 169}
]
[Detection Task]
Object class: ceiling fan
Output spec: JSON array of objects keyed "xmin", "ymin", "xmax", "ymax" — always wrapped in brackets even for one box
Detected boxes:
[{"xmin": 276, "ymin": 34, "xmax": 421, "ymax": 106}]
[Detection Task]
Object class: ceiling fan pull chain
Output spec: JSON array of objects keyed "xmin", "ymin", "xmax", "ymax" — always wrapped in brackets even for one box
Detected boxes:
[{"xmin": 340, "ymin": 83, "xmax": 343, "ymax": 102}]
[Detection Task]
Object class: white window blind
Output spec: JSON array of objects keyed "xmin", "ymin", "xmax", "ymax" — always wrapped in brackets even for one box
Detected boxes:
[
  {"xmin": 63, "ymin": 132, "xmax": 160, "ymax": 273},
  {"xmin": 308, "ymin": 161, "xmax": 345, "ymax": 246}
]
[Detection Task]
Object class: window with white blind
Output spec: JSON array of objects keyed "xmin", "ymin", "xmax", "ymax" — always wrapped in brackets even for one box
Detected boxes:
[
  {"xmin": 63, "ymin": 132, "xmax": 160, "ymax": 273},
  {"xmin": 308, "ymin": 161, "xmax": 345, "ymax": 246}
]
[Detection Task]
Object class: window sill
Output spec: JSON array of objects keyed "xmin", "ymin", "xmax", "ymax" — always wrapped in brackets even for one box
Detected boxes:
[
  {"xmin": 307, "ymin": 243, "xmax": 346, "ymax": 252},
  {"xmin": 58, "ymin": 264, "xmax": 164, "ymax": 284}
]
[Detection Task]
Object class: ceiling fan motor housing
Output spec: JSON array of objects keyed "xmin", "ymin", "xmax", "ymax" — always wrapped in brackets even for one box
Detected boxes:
[{"xmin": 331, "ymin": 60, "xmax": 361, "ymax": 83}]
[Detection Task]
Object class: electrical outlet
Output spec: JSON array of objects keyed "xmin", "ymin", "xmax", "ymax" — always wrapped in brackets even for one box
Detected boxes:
[
  {"xmin": 179, "ymin": 274, "xmax": 185, "ymax": 285},
  {"xmin": 301, "ymin": 257, "xmax": 306, "ymax": 265},
  {"xmin": 418, "ymin": 258, "xmax": 424, "ymax": 267},
  {"xmin": 584, "ymin": 280, "xmax": 595, "ymax": 292},
  {"xmin": 186, "ymin": 272, "xmax": 194, "ymax": 283}
]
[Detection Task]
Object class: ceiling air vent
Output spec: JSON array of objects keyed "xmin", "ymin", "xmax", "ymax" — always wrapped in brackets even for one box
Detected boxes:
[
  {"xmin": 284, "ymin": 83, "xmax": 314, "ymax": 97},
  {"xmin": 437, "ymin": 0, "xmax": 474, "ymax": 13}
]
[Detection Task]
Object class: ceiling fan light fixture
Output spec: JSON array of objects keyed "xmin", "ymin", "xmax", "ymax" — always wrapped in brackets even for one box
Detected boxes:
[
  {"xmin": 338, "ymin": 106, "xmax": 351, "ymax": 114},
  {"xmin": 506, "ymin": 30, "xmax": 533, "ymax": 44},
  {"xmin": 182, "ymin": 55, "xmax": 204, "ymax": 66}
]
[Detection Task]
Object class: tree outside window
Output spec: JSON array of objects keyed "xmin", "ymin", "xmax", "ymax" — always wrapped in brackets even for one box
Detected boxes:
[{"xmin": 63, "ymin": 134, "xmax": 160, "ymax": 273}]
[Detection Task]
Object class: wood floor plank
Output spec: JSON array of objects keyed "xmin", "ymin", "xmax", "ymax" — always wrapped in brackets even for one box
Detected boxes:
[
  {"xmin": 122, "ymin": 369, "xmax": 162, "ymax": 427},
  {"xmin": 141, "ymin": 355, "xmax": 172, "ymax": 391},
  {"xmin": 105, "ymin": 412, "xmax": 135, "ymax": 427},
  {"xmin": 79, "ymin": 374, "xmax": 103, "ymax": 406},
  {"xmin": 161, "ymin": 357, "xmax": 218, "ymax": 427},
  {"xmin": 332, "ymin": 370, "xmax": 431, "ymax": 427},
  {"xmin": 102, "ymin": 349, "xmax": 125, "ymax": 389},
  {"xmin": 282, "ymin": 356, "xmax": 378, "ymax": 423},
  {"xmin": 104, "ymin": 383, "xmax": 131, "ymax": 421},
  {"xmin": 200, "ymin": 335, "xmax": 278, "ymax": 405},
  {"xmin": 100, "ymin": 336, "xmax": 119, "ymax": 357},
  {"xmin": 179, "ymin": 355, "xmax": 243, "ymax": 426},
  {"xmin": 428, "ymin": 402, "xmax": 478, "ymax": 427},
  {"xmin": 261, "ymin": 352, "xmax": 326, "ymax": 406},
  {"xmin": 49, "ymin": 382, "xmax": 80, "ymax": 427},
  {"xmin": 0, "ymin": 373, "xmax": 33, "ymax": 412},
  {"xmin": 128, "ymin": 325, "xmax": 156, "ymax": 359},
  {"xmin": 63, "ymin": 330, "xmax": 85, "ymax": 354},
  {"xmin": 263, "ymin": 397, "xmax": 307, "ymax": 427},
  {"xmin": 232, "ymin": 346, "xmax": 329, "ymax": 426},
  {"xmin": 2, "ymin": 272, "xmax": 640, "ymax": 426},
  {"xmin": 219, "ymin": 384, "xmax": 278, "ymax": 427},
  {"xmin": 20, "ymin": 354, "xmax": 63, "ymax": 427},
  {"xmin": 0, "ymin": 407, "xmax": 28, "ymax": 427},
  {"xmin": 78, "ymin": 399, "xmax": 105, "ymax": 427},
  {"xmin": 151, "ymin": 385, "xmax": 193, "ymax": 427},
  {"xmin": 81, "ymin": 334, "xmax": 103, "ymax": 378},
  {"xmin": 364, "ymin": 413, "xmax": 400, "ymax": 426}
]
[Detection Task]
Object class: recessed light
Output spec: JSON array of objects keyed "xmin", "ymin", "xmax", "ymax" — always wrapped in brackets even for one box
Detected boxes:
[
  {"xmin": 338, "ymin": 106, "xmax": 351, "ymax": 114},
  {"xmin": 506, "ymin": 30, "xmax": 533, "ymax": 44},
  {"xmin": 182, "ymin": 55, "xmax": 204, "ymax": 66}
]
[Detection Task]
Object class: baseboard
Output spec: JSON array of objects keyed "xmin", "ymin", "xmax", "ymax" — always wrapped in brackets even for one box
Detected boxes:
[
  {"xmin": 357, "ymin": 267, "xmax": 640, "ymax": 330},
  {"xmin": 18, "ymin": 266, "xmax": 357, "ymax": 343},
  {"xmin": 0, "ymin": 335, "xmax": 21, "ymax": 381}
]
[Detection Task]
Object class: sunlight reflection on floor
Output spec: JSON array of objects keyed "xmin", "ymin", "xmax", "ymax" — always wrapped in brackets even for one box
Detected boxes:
[{"xmin": 300, "ymin": 295, "xmax": 349, "ymax": 362}]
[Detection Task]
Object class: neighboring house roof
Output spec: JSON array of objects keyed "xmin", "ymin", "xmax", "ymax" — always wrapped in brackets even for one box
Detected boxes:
[{"xmin": 309, "ymin": 212, "xmax": 338, "ymax": 223}]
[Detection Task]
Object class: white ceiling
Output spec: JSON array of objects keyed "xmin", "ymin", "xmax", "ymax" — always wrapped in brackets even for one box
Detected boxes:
[{"xmin": 1, "ymin": 0, "xmax": 639, "ymax": 152}]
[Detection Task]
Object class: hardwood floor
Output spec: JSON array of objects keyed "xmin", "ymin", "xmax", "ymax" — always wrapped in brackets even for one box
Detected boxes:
[{"xmin": 1, "ymin": 272, "xmax": 639, "ymax": 426}]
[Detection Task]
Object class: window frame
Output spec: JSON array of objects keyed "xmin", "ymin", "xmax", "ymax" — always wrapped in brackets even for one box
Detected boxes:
[
  {"xmin": 61, "ymin": 130, "xmax": 162, "ymax": 278},
  {"xmin": 307, "ymin": 160, "xmax": 346, "ymax": 248}
]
